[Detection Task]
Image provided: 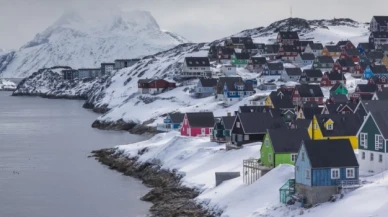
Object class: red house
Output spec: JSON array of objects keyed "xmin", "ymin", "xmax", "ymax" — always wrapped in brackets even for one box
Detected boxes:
[
  {"xmin": 278, "ymin": 45, "xmax": 299, "ymax": 61},
  {"xmin": 138, "ymin": 79, "xmax": 176, "ymax": 94},
  {"xmin": 218, "ymin": 47, "xmax": 235, "ymax": 62},
  {"xmin": 349, "ymin": 84, "xmax": 377, "ymax": 101},
  {"xmin": 276, "ymin": 31, "xmax": 299, "ymax": 45},
  {"xmin": 353, "ymin": 62, "xmax": 368, "ymax": 78},
  {"xmin": 180, "ymin": 112, "xmax": 215, "ymax": 137},
  {"xmin": 333, "ymin": 58, "xmax": 356, "ymax": 73},
  {"xmin": 320, "ymin": 71, "xmax": 346, "ymax": 87},
  {"xmin": 337, "ymin": 40, "xmax": 356, "ymax": 50},
  {"xmin": 339, "ymin": 48, "xmax": 361, "ymax": 63},
  {"xmin": 292, "ymin": 84, "xmax": 324, "ymax": 105},
  {"xmin": 368, "ymin": 75, "xmax": 388, "ymax": 89}
]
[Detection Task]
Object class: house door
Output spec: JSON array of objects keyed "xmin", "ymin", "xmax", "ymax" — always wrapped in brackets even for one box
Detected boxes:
[{"xmin": 201, "ymin": 128, "xmax": 206, "ymax": 135}]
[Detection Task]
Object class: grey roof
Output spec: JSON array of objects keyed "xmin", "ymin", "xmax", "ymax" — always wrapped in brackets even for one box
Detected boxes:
[
  {"xmin": 315, "ymin": 114, "xmax": 363, "ymax": 137},
  {"xmin": 357, "ymin": 42, "xmax": 374, "ymax": 50},
  {"xmin": 294, "ymin": 41, "xmax": 314, "ymax": 47},
  {"xmin": 373, "ymin": 16, "xmax": 388, "ymax": 26},
  {"xmin": 234, "ymin": 52, "xmax": 250, "ymax": 60},
  {"xmin": 225, "ymin": 81, "xmax": 254, "ymax": 92},
  {"xmin": 285, "ymin": 67, "xmax": 302, "ymax": 76},
  {"xmin": 303, "ymin": 140, "xmax": 358, "ymax": 168},
  {"xmin": 101, "ymin": 63, "xmax": 115, "ymax": 66},
  {"xmin": 371, "ymin": 32, "xmax": 388, "ymax": 39},
  {"xmin": 345, "ymin": 48, "xmax": 361, "ymax": 56},
  {"xmin": 278, "ymin": 31, "xmax": 299, "ymax": 40},
  {"xmin": 186, "ymin": 112, "xmax": 215, "ymax": 128},
  {"xmin": 325, "ymin": 71, "xmax": 346, "ymax": 81},
  {"xmin": 324, "ymin": 103, "xmax": 355, "ymax": 114},
  {"xmin": 375, "ymin": 91, "xmax": 388, "ymax": 100},
  {"xmin": 325, "ymin": 45, "xmax": 342, "ymax": 52},
  {"xmin": 185, "ymin": 57, "xmax": 211, "ymax": 67},
  {"xmin": 238, "ymin": 112, "xmax": 287, "ymax": 134},
  {"xmin": 265, "ymin": 44, "xmax": 280, "ymax": 54},
  {"xmin": 310, "ymin": 43, "xmax": 323, "ymax": 50},
  {"xmin": 336, "ymin": 58, "xmax": 355, "ymax": 67},
  {"xmin": 337, "ymin": 40, "xmax": 352, "ymax": 47},
  {"xmin": 221, "ymin": 116, "xmax": 236, "ymax": 130},
  {"xmin": 219, "ymin": 47, "xmax": 235, "ymax": 55},
  {"xmin": 303, "ymin": 69, "xmax": 323, "ymax": 78},
  {"xmin": 199, "ymin": 78, "xmax": 218, "ymax": 88},
  {"xmin": 280, "ymin": 45, "xmax": 298, "ymax": 52},
  {"xmin": 269, "ymin": 91, "xmax": 294, "ymax": 109},
  {"xmin": 268, "ymin": 128, "xmax": 310, "ymax": 153},
  {"xmin": 115, "ymin": 59, "xmax": 140, "ymax": 62},
  {"xmin": 316, "ymin": 55, "xmax": 334, "ymax": 64},
  {"xmin": 216, "ymin": 77, "xmax": 243, "ymax": 94},
  {"xmin": 329, "ymin": 94, "xmax": 349, "ymax": 104},
  {"xmin": 380, "ymin": 44, "xmax": 388, "ymax": 51},
  {"xmin": 356, "ymin": 84, "xmax": 377, "ymax": 93},
  {"xmin": 301, "ymin": 107, "xmax": 324, "ymax": 120},
  {"xmin": 361, "ymin": 100, "xmax": 388, "ymax": 138},
  {"xmin": 360, "ymin": 94, "xmax": 374, "ymax": 100},
  {"xmin": 251, "ymin": 57, "xmax": 267, "ymax": 64},
  {"xmin": 168, "ymin": 113, "xmax": 185, "ymax": 123},
  {"xmin": 290, "ymin": 119, "xmax": 311, "ymax": 130},
  {"xmin": 238, "ymin": 105, "xmax": 272, "ymax": 113},
  {"xmin": 296, "ymin": 84, "xmax": 324, "ymax": 98},
  {"xmin": 367, "ymin": 51, "xmax": 384, "ymax": 60},
  {"xmin": 138, "ymin": 79, "xmax": 153, "ymax": 84},
  {"xmin": 267, "ymin": 62, "xmax": 284, "ymax": 71},
  {"xmin": 371, "ymin": 65, "xmax": 388, "ymax": 74},
  {"xmin": 231, "ymin": 37, "xmax": 253, "ymax": 44},
  {"xmin": 300, "ymin": 53, "xmax": 315, "ymax": 60}
]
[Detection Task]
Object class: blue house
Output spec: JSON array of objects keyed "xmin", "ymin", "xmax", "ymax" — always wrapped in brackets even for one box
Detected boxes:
[
  {"xmin": 294, "ymin": 139, "xmax": 359, "ymax": 205},
  {"xmin": 363, "ymin": 65, "xmax": 388, "ymax": 79},
  {"xmin": 192, "ymin": 78, "xmax": 218, "ymax": 98},
  {"xmin": 223, "ymin": 80, "xmax": 255, "ymax": 105},
  {"xmin": 357, "ymin": 43, "xmax": 374, "ymax": 55},
  {"xmin": 244, "ymin": 79, "xmax": 258, "ymax": 88},
  {"xmin": 362, "ymin": 65, "xmax": 374, "ymax": 79},
  {"xmin": 156, "ymin": 112, "xmax": 185, "ymax": 132}
]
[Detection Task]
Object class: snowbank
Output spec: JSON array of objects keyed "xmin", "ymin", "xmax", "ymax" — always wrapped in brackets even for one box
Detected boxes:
[{"xmin": 0, "ymin": 79, "xmax": 17, "ymax": 91}]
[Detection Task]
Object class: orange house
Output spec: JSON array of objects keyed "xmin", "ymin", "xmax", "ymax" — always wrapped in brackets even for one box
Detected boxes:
[{"xmin": 322, "ymin": 45, "xmax": 342, "ymax": 58}]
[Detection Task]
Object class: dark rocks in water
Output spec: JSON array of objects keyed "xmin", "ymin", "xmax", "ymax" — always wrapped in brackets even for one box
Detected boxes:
[
  {"xmin": 91, "ymin": 148, "xmax": 218, "ymax": 217},
  {"xmin": 11, "ymin": 91, "xmax": 87, "ymax": 100},
  {"xmin": 91, "ymin": 119, "xmax": 137, "ymax": 131}
]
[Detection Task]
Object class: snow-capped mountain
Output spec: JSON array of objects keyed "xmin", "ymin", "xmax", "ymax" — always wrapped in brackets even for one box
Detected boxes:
[
  {"xmin": 0, "ymin": 10, "xmax": 187, "ymax": 78},
  {"xmin": 14, "ymin": 17, "xmax": 369, "ymax": 129}
]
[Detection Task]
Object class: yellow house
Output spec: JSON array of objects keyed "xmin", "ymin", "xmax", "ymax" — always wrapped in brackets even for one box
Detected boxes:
[
  {"xmin": 321, "ymin": 45, "xmax": 341, "ymax": 58},
  {"xmin": 381, "ymin": 55, "xmax": 388, "ymax": 68},
  {"xmin": 307, "ymin": 114, "xmax": 363, "ymax": 149},
  {"xmin": 265, "ymin": 95, "xmax": 274, "ymax": 108}
]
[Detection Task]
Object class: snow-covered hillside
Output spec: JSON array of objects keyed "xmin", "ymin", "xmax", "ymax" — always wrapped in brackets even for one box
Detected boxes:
[
  {"xmin": 115, "ymin": 131, "xmax": 388, "ymax": 217},
  {"xmin": 14, "ymin": 17, "xmax": 368, "ymax": 128},
  {"xmin": 0, "ymin": 79, "xmax": 17, "ymax": 91},
  {"xmin": 0, "ymin": 10, "xmax": 187, "ymax": 78}
]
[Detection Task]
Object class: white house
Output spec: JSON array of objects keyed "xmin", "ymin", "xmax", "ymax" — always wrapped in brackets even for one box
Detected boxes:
[
  {"xmin": 181, "ymin": 57, "xmax": 212, "ymax": 78},
  {"xmin": 304, "ymin": 43, "xmax": 323, "ymax": 57},
  {"xmin": 221, "ymin": 64, "xmax": 237, "ymax": 76},
  {"xmin": 281, "ymin": 67, "xmax": 302, "ymax": 82},
  {"xmin": 370, "ymin": 16, "xmax": 388, "ymax": 32},
  {"xmin": 295, "ymin": 53, "xmax": 315, "ymax": 66},
  {"xmin": 249, "ymin": 95, "xmax": 267, "ymax": 106}
]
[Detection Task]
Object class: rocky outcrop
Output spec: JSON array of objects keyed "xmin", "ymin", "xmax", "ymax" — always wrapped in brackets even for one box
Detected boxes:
[
  {"xmin": 91, "ymin": 119, "xmax": 137, "ymax": 131},
  {"xmin": 91, "ymin": 148, "xmax": 219, "ymax": 217}
]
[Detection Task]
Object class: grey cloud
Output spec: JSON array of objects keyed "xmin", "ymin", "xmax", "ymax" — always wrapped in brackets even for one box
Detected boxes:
[{"xmin": 1, "ymin": 0, "xmax": 388, "ymax": 49}]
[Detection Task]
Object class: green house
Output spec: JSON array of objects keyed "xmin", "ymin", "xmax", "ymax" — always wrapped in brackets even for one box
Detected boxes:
[
  {"xmin": 330, "ymin": 83, "xmax": 348, "ymax": 96},
  {"xmin": 260, "ymin": 128, "xmax": 310, "ymax": 168},
  {"xmin": 211, "ymin": 116, "xmax": 235, "ymax": 143},
  {"xmin": 313, "ymin": 56, "xmax": 335, "ymax": 71},
  {"xmin": 357, "ymin": 102, "xmax": 388, "ymax": 175},
  {"xmin": 232, "ymin": 53, "xmax": 250, "ymax": 67}
]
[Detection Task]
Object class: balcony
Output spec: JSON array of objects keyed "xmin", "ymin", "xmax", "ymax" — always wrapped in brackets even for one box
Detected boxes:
[{"xmin": 337, "ymin": 180, "xmax": 361, "ymax": 189}]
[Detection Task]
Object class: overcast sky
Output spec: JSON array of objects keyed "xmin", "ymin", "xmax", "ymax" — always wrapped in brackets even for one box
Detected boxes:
[{"xmin": 1, "ymin": 0, "xmax": 388, "ymax": 50}]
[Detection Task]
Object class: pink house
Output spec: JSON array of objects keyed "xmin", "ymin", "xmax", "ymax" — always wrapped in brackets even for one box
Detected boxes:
[{"xmin": 180, "ymin": 112, "xmax": 215, "ymax": 137}]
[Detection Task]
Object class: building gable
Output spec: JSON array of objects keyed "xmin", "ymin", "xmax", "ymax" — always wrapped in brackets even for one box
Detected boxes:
[
  {"xmin": 260, "ymin": 133, "xmax": 275, "ymax": 167},
  {"xmin": 295, "ymin": 142, "xmax": 312, "ymax": 186},
  {"xmin": 357, "ymin": 113, "xmax": 385, "ymax": 152}
]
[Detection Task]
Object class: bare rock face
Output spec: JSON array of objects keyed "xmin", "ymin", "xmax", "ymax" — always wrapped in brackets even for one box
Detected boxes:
[{"xmin": 91, "ymin": 148, "xmax": 218, "ymax": 217}]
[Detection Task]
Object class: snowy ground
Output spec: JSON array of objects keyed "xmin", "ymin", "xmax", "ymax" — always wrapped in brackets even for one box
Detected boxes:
[
  {"xmin": 0, "ymin": 79, "xmax": 17, "ymax": 90},
  {"xmin": 117, "ymin": 132, "xmax": 388, "ymax": 217}
]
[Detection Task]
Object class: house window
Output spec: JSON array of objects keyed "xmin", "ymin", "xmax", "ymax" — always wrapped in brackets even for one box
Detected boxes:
[
  {"xmin": 327, "ymin": 124, "xmax": 333, "ymax": 130},
  {"xmin": 315, "ymin": 97, "xmax": 319, "ymax": 102},
  {"xmin": 244, "ymin": 135, "xmax": 249, "ymax": 140},
  {"xmin": 371, "ymin": 153, "xmax": 374, "ymax": 161},
  {"xmin": 375, "ymin": 134, "xmax": 384, "ymax": 150},
  {"xmin": 360, "ymin": 133, "xmax": 368, "ymax": 148},
  {"xmin": 346, "ymin": 168, "xmax": 355, "ymax": 178},
  {"xmin": 237, "ymin": 134, "xmax": 243, "ymax": 142},
  {"xmin": 362, "ymin": 152, "xmax": 365, "ymax": 160},
  {"xmin": 306, "ymin": 169, "xmax": 310, "ymax": 179},
  {"xmin": 236, "ymin": 122, "xmax": 240, "ymax": 128},
  {"xmin": 268, "ymin": 153, "xmax": 272, "ymax": 162},
  {"xmin": 331, "ymin": 168, "xmax": 340, "ymax": 179},
  {"xmin": 301, "ymin": 152, "xmax": 305, "ymax": 161},
  {"xmin": 315, "ymin": 124, "xmax": 319, "ymax": 129},
  {"xmin": 291, "ymin": 154, "xmax": 297, "ymax": 162},
  {"xmin": 379, "ymin": 154, "xmax": 383, "ymax": 163}
]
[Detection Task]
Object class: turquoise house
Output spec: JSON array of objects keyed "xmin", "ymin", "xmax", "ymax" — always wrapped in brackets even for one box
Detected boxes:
[{"xmin": 362, "ymin": 65, "xmax": 374, "ymax": 79}]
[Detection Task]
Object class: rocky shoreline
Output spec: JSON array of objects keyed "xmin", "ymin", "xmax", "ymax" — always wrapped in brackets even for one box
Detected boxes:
[
  {"xmin": 11, "ymin": 92, "xmax": 87, "ymax": 100},
  {"xmin": 91, "ymin": 148, "xmax": 220, "ymax": 217}
]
